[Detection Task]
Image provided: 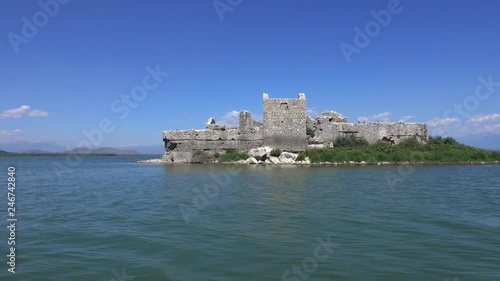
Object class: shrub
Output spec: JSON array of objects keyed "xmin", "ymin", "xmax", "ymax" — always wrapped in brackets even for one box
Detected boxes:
[
  {"xmin": 218, "ymin": 149, "xmax": 248, "ymax": 162},
  {"xmin": 428, "ymin": 135, "xmax": 443, "ymax": 145},
  {"xmin": 296, "ymin": 153, "xmax": 306, "ymax": 161},
  {"xmin": 334, "ymin": 136, "xmax": 353, "ymax": 147},
  {"xmin": 370, "ymin": 141, "xmax": 395, "ymax": 154},
  {"xmin": 271, "ymin": 149, "xmax": 281, "ymax": 157},
  {"xmin": 398, "ymin": 138, "xmax": 424, "ymax": 151},
  {"xmin": 334, "ymin": 136, "xmax": 369, "ymax": 148},
  {"xmin": 442, "ymin": 137, "xmax": 458, "ymax": 145}
]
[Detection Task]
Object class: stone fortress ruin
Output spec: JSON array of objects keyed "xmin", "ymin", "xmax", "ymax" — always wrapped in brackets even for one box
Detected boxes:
[{"xmin": 162, "ymin": 94, "xmax": 428, "ymax": 163}]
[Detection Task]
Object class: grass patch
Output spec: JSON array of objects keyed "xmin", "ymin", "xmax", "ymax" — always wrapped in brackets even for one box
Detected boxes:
[
  {"xmin": 270, "ymin": 149, "xmax": 282, "ymax": 157},
  {"xmin": 300, "ymin": 136, "xmax": 500, "ymax": 163},
  {"xmin": 218, "ymin": 148, "xmax": 249, "ymax": 162},
  {"xmin": 296, "ymin": 154, "xmax": 306, "ymax": 161},
  {"xmin": 334, "ymin": 136, "xmax": 369, "ymax": 148}
]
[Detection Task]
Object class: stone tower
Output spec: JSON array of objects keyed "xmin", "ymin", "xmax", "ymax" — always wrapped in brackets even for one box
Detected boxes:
[{"xmin": 262, "ymin": 93, "xmax": 307, "ymax": 151}]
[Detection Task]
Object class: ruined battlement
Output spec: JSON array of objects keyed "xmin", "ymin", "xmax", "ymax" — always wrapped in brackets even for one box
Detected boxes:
[
  {"xmin": 162, "ymin": 111, "xmax": 263, "ymax": 162},
  {"xmin": 263, "ymin": 93, "xmax": 307, "ymax": 151},
  {"xmin": 162, "ymin": 93, "xmax": 428, "ymax": 163}
]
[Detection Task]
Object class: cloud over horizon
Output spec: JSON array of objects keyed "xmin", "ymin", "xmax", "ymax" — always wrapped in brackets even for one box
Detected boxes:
[
  {"xmin": 0, "ymin": 129, "xmax": 24, "ymax": 143},
  {"xmin": 0, "ymin": 105, "xmax": 49, "ymax": 119},
  {"xmin": 427, "ymin": 113, "xmax": 500, "ymax": 136},
  {"xmin": 466, "ymin": 113, "xmax": 500, "ymax": 124},
  {"xmin": 0, "ymin": 129, "xmax": 23, "ymax": 136},
  {"xmin": 357, "ymin": 112, "xmax": 391, "ymax": 122},
  {"xmin": 219, "ymin": 110, "xmax": 240, "ymax": 126}
]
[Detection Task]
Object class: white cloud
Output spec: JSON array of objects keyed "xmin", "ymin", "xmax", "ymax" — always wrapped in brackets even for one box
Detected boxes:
[
  {"xmin": 306, "ymin": 108, "xmax": 318, "ymax": 117},
  {"xmin": 0, "ymin": 129, "xmax": 23, "ymax": 136},
  {"xmin": 27, "ymin": 109, "xmax": 49, "ymax": 117},
  {"xmin": 219, "ymin": 110, "xmax": 240, "ymax": 126},
  {"xmin": 466, "ymin": 113, "xmax": 500, "ymax": 124},
  {"xmin": 480, "ymin": 123, "xmax": 500, "ymax": 133},
  {"xmin": 0, "ymin": 129, "xmax": 24, "ymax": 143},
  {"xmin": 398, "ymin": 115, "xmax": 414, "ymax": 122},
  {"xmin": 427, "ymin": 114, "xmax": 500, "ymax": 137},
  {"xmin": 357, "ymin": 112, "xmax": 391, "ymax": 122},
  {"xmin": 427, "ymin": 117, "xmax": 460, "ymax": 127},
  {"xmin": 0, "ymin": 105, "xmax": 31, "ymax": 118},
  {"xmin": 0, "ymin": 105, "xmax": 49, "ymax": 119}
]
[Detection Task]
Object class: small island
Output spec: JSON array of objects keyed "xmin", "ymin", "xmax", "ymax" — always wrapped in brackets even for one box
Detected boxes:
[{"xmin": 138, "ymin": 93, "xmax": 500, "ymax": 165}]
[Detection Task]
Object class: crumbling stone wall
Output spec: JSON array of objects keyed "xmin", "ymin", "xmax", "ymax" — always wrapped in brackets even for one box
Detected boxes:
[
  {"xmin": 239, "ymin": 111, "xmax": 254, "ymax": 129},
  {"xmin": 163, "ymin": 112, "xmax": 263, "ymax": 163},
  {"xmin": 162, "ymin": 94, "xmax": 429, "ymax": 162},
  {"xmin": 262, "ymin": 93, "xmax": 307, "ymax": 151},
  {"xmin": 313, "ymin": 121, "xmax": 428, "ymax": 146}
]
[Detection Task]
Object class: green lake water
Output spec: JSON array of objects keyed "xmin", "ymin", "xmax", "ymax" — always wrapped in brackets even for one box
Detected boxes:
[{"xmin": 0, "ymin": 156, "xmax": 499, "ymax": 280}]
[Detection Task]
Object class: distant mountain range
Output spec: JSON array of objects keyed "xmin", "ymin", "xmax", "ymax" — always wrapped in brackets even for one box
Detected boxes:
[
  {"xmin": 0, "ymin": 141, "xmax": 164, "ymax": 155},
  {"xmin": 65, "ymin": 147, "xmax": 139, "ymax": 155}
]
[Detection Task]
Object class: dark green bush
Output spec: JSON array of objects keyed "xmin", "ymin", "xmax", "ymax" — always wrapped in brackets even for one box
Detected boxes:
[
  {"xmin": 300, "ymin": 135, "xmax": 500, "ymax": 163},
  {"xmin": 334, "ymin": 136, "xmax": 369, "ymax": 148},
  {"xmin": 271, "ymin": 149, "xmax": 281, "ymax": 157},
  {"xmin": 296, "ymin": 153, "xmax": 306, "ymax": 161},
  {"xmin": 442, "ymin": 137, "xmax": 458, "ymax": 145},
  {"xmin": 428, "ymin": 135, "xmax": 443, "ymax": 145},
  {"xmin": 218, "ymin": 149, "xmax": 248, "ymax": 162},
  {"xmin": 398, "ymin": 138, "xmax": 424, "ymax": 150}
]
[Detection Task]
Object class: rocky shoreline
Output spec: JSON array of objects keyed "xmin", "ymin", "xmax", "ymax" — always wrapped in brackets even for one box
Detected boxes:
[
  {"xmin": 136, "ymin": 158, "xmax": 500, "ymax": 166},
  {"xmin": 136, "ymin": 146, "xmax": 500, "ymax": 166}
]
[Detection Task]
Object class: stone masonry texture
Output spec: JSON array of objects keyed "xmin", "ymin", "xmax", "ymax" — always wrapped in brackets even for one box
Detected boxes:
[{"xmin": 162, "ymin": 93, "xmax": 428, "ymax": 162}]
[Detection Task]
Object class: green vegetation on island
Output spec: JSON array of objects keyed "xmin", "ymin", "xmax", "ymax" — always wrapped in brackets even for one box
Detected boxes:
[
  {"xmin": 296, "ymin": 136, "xmax": 500, "ymax": 164},
  {"xmin": 157, "ymin": 136, "xmax": 500, "ymax": 165},
  {"xmin": 217, "ymin": 149, "xmax": 249, "ymax": 163}
]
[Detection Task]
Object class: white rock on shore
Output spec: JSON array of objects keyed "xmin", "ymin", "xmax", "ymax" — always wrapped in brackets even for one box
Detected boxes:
[
  {"xmin": 248, "ymin": 147, "xmax": 272, "ymax": 161},
  {"xmin": 136, "ymin": 159, "xmax": 167, "ymax": 164}
]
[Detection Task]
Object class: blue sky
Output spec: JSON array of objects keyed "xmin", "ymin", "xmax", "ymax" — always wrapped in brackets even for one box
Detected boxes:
[{"xmin": 1, "ymin": 0, "xmax": 499, "ymax": 149}]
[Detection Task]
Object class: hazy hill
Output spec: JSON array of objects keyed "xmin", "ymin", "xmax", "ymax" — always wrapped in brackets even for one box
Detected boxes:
[
  {"xmin": 0, "ymin": 141, "xmax": 66, "ymax": 152},
  {"xmin": 65, "ymin": 147, "xmax": 138, "ymax": 155},
  {"xmin": 18, "ymin": 149, "xmax": 54, "ymax": 154},
  {"xmin": 0, "ymin": 141, "xmax": 159, "ymax": 154}
]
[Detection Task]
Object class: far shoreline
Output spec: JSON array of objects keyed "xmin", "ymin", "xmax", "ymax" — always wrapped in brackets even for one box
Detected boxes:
[{"xmin": 136, "ymin": 158, "xmax": 500, "ymax": 166}]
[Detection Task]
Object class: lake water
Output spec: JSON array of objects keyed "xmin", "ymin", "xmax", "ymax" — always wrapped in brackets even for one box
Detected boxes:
[{"xmin": 1, "ymin": 156, "xmax": 499, "ymax": 281}]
